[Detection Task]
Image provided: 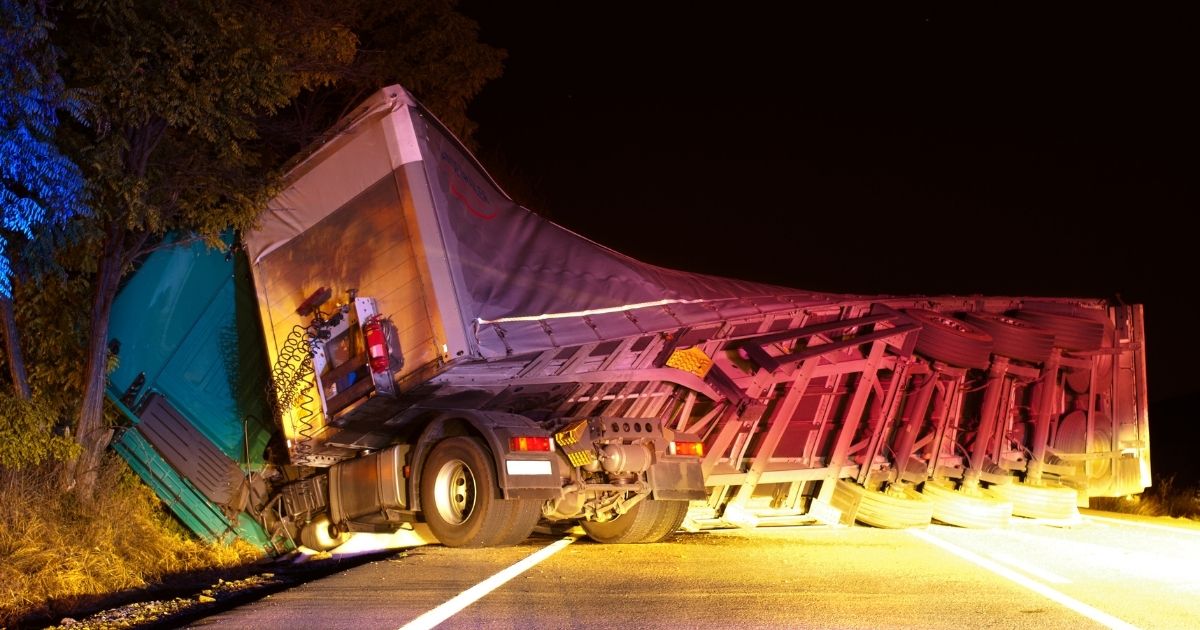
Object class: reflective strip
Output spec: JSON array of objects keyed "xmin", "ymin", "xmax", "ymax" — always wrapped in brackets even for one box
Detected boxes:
[
  {"xmin": 506, "ymin": 459, "xmax": 552, "ymax": 476},
  {"xmin": 477, "ymin": 298, "xmax": 717, "ymax": 324}
]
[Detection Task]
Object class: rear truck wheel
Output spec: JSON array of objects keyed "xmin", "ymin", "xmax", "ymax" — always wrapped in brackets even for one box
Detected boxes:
[
  {"xmin": 299, "ymin": 513, "xmax": 351, "ymax": 551},
  {"xmin": 963, "ymin": 312, "xmax": 1056, "ymax": 364},
  {"xmin": 1055, "ymin": 410, "xmax": 1114, "ymax": 484},
  {"xmin": 904, "ymin": 309, "xmax": 994, "ymax": 369},
  {"xmin": 491, "ymin": 498, "xmax": 544, "ymax": 547},
  {"xmin": 1019, "ymin": 301, "xmax": 1114, "ymax": 331},
  {"xmin": 1012, "ymin": 310, "xmax": 1105, "ymax": 352},
  {"xmin": 989, "ymin": 481, "xmax": 1081, "ymax": 522},
  {"xmin": 832, "ymin": 480, "xmax": 933, "ymax": 529},
  {"xmin": 581, "ymin": 498, "xmax": 689, "ymax": 544},
  {"xmin": 1064, "ymin": 353, "xmax": 1114, "ymax": 393},
  {"xmin": 420, "ymin": 436, "xmax": 541, "ymax": 548},
  {"xmin": 921, "ymin": 480, "xmax": 1012, "ymax": 529}
]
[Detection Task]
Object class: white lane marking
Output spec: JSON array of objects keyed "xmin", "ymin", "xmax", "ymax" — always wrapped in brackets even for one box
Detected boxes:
[
  {"xmin": 1085, "ymin": 514, "xmax": 1200, "ymax": 536},
  {"xmin": 398, "ymin": 535, "xmax": 579, "ymax": 630},
  {"xmin": 910, "ymin": 530, "xmax": 1141, "ymax": 630},
  {"xmin": 985, "ymin": 551, "xmax": 1071, "ymax": 584}
]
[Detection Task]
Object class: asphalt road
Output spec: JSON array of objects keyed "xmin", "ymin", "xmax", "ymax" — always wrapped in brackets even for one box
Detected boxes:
[{"xmin": 189, "ymin": 513, "xmax": 1200, "ymax": 630}]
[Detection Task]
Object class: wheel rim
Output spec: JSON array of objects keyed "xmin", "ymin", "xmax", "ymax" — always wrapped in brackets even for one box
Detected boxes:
[
  {"xmin": 908, "ymin": 309, "xmax": 989, "ymax": 341},
  {"xmin": 433, "ymin": 458, "xmax": 477, "ymax": 525},
  {"xmin": 933, "ymin": 315, "xmax": 972, "ymax": 334}
]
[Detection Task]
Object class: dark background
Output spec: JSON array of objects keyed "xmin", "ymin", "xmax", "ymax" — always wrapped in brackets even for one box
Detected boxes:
[{"xmin": 458, "ymin": 3, "xmax": 1196, "ymax": 483}]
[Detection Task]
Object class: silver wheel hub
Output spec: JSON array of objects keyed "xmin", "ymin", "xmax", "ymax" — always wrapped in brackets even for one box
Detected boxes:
[{"xmin": 433, "ymin": 458, "xmax": 476, "ymax": 525}]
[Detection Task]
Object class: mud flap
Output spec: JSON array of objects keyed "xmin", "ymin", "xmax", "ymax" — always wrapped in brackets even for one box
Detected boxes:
[{"xmin": 649, "ymin": 459, "xmax": 706, "ymax": 501}]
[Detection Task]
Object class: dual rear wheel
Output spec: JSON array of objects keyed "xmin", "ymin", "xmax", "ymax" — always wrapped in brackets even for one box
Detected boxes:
[
  {"xmin": 421, "ymin": 436, "xmax": 688, "ymax": 546},
  {"xmin": 832, "ymin": 480, "xmax": 934, "ymax": 529},
  {"xmin": 580, "ymin": 497, "xmax": 689, "ymax": 544},
  {"xmin": 990, "ymin": 481, "xmax": 1081, "ymax": 521},
  {"xmin": 921, "ymin": 480, "xmax": 1013, "ymax": 529}
]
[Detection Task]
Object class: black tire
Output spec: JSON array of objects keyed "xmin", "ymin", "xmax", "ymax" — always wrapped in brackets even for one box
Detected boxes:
[
  {"xmin": 904, "ymin": 309, "xmax": 994, "ymax": 369},
  {"xmin": 963, "ymin": 312, "xmax": 1056, "ymax": 364},
  {"xmin": 1063, "ymin": 367, "xmax": 1090, "ymax": 394},
  {"xmin": 832, "ymin": 480, "xmax": 934, "ymax": 529},
  {"xmin": 1063, "ymin": 354, "xmax": 1113, "ymax": 393},
  {"xmin": 490, "ymin": 499, "xmax": 544, "ymax": 546},
  {"xmin": 420, "ymin": 436, "xmax": 540, "ymax": 548},
  {"xmin": 1012, "ymin": 310, "xmax": 1105, "ymax": 352},
  {"xmin": 299, "ymin": 513, "xmax": 351, "ymax": 551},
  {"xmin": 921, "ymin": 480, "xmax": 1012, "ymax": 529},
  {"xmin": 1055, "ymin": 410, "xmax": 1113, "ymax": 483},
  {"xmin": 1020, "ymin": 301, "xmax": 1111, "ymax": 326},
  {"xmin": 581, "ymin": 498, "xmax": 689, "ymax": 544},
  {"xmin": 990, "ymin": 481, "xmax": 1080, "ymax": 521}
]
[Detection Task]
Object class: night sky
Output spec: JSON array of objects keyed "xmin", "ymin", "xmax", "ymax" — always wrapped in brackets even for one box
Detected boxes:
[{"xmin": 457, "ymin": 3, "xmax": 1195, "ymax": 478}]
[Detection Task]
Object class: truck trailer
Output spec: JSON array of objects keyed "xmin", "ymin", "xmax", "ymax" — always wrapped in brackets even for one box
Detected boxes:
[{"xmin": 106, "ymin": 85, "xmax": 1151, "ymax": 552}]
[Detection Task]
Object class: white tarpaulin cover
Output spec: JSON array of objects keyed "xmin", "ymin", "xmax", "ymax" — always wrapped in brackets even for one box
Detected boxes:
[{"xmin": 248, "ymin": 86, "xmax": 838, "ymax": 361}]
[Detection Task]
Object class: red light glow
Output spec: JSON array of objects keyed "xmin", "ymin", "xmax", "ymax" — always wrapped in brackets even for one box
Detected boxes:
[{"xmin": 510, "ymin": 436, "xmax": 552, "ymax": 452}]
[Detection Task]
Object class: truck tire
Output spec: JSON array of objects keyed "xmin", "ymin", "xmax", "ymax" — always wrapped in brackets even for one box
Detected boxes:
[
  {"xmin": 833, "ymin": 480, "xmax": 934, "ymax": 529},
  {"xmin": 420, "ymin": 436, "xmax": 540, "ymax": 547},
  {"xmin": 1055, "ymin": 410, "xmax": 1113, "ymax": 483},
  {"xmin": 963, "ymin": 312, "xmax": 1056, "ymax": 364},
  {"xmin": 904, "ymin": 309, "xmax": 994, "ymax": 369},
  {"xmin": 921, "ymin": 480, "xmax": 1012, "ymax": 529},
  {"xmin": 490, "ymin": 499, "xmax": 544, "ymax": 547},
  {"xmin": 1020, "ymin": 301, "xmax": 1111, "ymax": 326},
  {"xmin": 1012, "ymin": 310, "xmax": 1105, "ymax": 352},
  {"xmin": 989, "ymin": 481, "xmax": 1081, "ymax": 521},
  {"xmin": 299, "ymin": 513, "xmax": 351, "ymax": 551},
  {"xmin": 1064, "ymin": 354, "xmax": 1113, "ymax": 393},
  {"xmin": 581, "ymin": 498, "xmax": 689, "ymax": 544}
]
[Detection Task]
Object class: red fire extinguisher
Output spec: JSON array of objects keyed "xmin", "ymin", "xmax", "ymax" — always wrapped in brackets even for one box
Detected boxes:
[{"xmin": 362, "ymin": 316, "xmax": 389, "ymax": 373}]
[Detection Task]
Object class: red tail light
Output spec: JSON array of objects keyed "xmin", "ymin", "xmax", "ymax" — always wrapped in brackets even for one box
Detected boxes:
[
  {"xmin": 362, "ymin": 316, "xmax": 389, "ymax": 373},
  {"xmin": 510, "ymin": 436, "xmax": 552, "ymax": 452},
  {"xmin": 671, "ymin": 441, "xmax": 704, "ymax": 457}
]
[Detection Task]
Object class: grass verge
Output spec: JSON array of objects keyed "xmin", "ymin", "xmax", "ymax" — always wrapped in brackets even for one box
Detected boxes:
[
  {"xmin": 1089, "ymin": 476, "xmax": 1200, "ymax": 520},
  {"xmin": 0, "ymin": 456, "xmax": 262, "ymax": 628}
]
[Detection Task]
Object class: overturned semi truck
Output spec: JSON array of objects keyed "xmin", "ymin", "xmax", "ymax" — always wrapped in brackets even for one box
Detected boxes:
[{"xmin": 106, "ymin": 85, "xmax": 1151, "ymax": 552}]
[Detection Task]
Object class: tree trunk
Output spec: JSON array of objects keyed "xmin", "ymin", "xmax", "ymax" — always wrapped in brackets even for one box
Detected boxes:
[
  {"xmin": 69, "ymin": 120, "xmax": 162, "ymax": 502},
  {"xmin": 69, "ymin": 226, "xmax": 125, "ymax": 502},
  {"xmin": 0, "ymin": 295, "xmax": 31, "ymax": 400}
]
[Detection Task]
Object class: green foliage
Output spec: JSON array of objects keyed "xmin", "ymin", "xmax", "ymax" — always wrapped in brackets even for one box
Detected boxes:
[
  {"xmin": 256, "ymin": 0, "xmax": 505, "ymax": 163},
  {"xmin": 9, "ymin": 254, "xmax": 92, "ymax": 394},
  {"xmin": 0, "ymin": 0, "xmax": 89, "ymax": 297},
  {"xmin": 59, "ymin": 0, "xmax": 360, "ymax": 244},
  {"xmin": 358, "ymin": 0, "xmax": 505, "ymax": 144},
  {"xmin": 49, "ymin": 1, "xmax": 364, "ymax": 495},
  {"xmin": 4, "ymin": 0, "xmax": 504, "ymax": 501},
  {"xmin": 0, "ymin": 393, "xmax": 80, "ymax": 468}
]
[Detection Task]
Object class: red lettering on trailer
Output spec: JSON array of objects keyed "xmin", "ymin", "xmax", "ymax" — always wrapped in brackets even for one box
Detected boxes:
[{"xmin": 438, "ymin": 156, "xmax": 497, "ymax": 220}]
